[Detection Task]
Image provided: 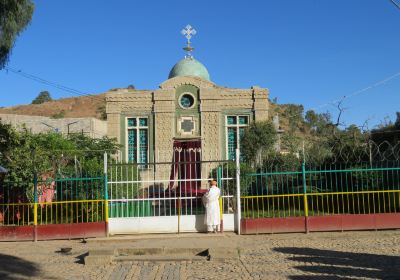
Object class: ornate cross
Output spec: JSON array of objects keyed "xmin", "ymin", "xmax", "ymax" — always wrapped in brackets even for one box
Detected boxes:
[
  {"xmin": 181, "ymin": 25, "xmax": 197, "ymax": 44},
  {"xmin": 181, "ymin": 119, "xmax": 194, "ymax": 133}
]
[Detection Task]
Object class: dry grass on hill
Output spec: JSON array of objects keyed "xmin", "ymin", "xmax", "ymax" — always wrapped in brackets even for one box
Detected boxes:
[{"xmin": 0, "ymin": 94, "xmax": 106, "ymax": 119}]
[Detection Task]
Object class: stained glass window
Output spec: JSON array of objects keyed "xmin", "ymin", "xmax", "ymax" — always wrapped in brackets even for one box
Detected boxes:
[
  {"xmin": 127, "ymin": 129, "xmax": 137, "ymax": 162},
  {"xmin": 139, "ymin": 118, "xmax": 147, "ymax": 127},
  {"xmin": 139, "ymin": 129, "xmax": 148, "ymax": 163},
  {"xmin": 239, "ymin": 116, "xmax": 248, "ymax": 125},
  {"xmin": 179, "ymin": 94, "xmax": 195, "ymax": 109},
  {"xmin": 226, "ymin": 115, "xmax": 249, "ymax": 160},
  {"xmin": 128, "ymin": 118, "xmax": 136, "ymax": 127},
  {"xmin": 227, "ymin": 127, "xmax": 237, "ymax": 160},
  {"xmin": 127, "ymin": 117, "xmax": 148, "ymax": 163},
  {"xmin": 227, "ymin": 116, "xmax": 236, "ymax": 125}
]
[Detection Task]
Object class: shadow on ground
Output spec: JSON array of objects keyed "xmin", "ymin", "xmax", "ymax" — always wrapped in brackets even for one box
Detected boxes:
[
  {"xmin": 75, "ymin": 252, "xmax": 89, "ymax": 264},
  {"xmin": 274, "ymin": 247, "xmax": 400, "ymax": 280},
  {"xmin": 0, "ymin": 253, "xmax": 40, "ymax": 280}
]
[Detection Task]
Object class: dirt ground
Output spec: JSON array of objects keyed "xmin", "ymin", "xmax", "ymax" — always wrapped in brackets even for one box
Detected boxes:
[{"xmin": 0, "ymin": 230, "xmax": 399, "ymax": 280}]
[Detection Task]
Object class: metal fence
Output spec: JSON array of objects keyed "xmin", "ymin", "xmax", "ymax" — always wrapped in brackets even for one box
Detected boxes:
[
  {"xmin": 241, "ymin": 161, "xmax": 400, "ymax": 219},
  {"xmin": 3, "ymin": 146, "xmax": 400, "ymax": 238},
  {"xmin": 0, "ymin": 176, "xmax": 105, "ymax": 227},
  {"xmin": 107, "ymin": 159, "xmax": 236, "ymax": 219}
]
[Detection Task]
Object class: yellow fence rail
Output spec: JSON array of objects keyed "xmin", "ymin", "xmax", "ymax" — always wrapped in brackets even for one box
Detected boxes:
[
  {"xmin": 0, "ymin": 200, "xmax": 105, "ymax": 226},
  {"xmin": 37, "ymin": 200, "xmax": 105, "ymax": 225},
  {"xmin": 0, "ymin": 203, "xmax": 35, "ymax": 226}
]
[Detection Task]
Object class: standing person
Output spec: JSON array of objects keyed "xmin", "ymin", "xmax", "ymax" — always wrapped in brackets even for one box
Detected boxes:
[{"xmin": 202, "ymin": 180, "xmax": 221, "ymax": 233}]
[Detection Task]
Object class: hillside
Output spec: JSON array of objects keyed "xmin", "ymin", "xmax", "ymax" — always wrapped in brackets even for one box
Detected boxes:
[{"xmin": 0, "ymin": 94, "xmax": 106, "ymax": 119}]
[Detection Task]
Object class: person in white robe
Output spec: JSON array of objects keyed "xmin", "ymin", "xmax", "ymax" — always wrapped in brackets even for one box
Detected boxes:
[{"xmin": 202, "ymin": 180, "xmax": 221, "ymax": 233}]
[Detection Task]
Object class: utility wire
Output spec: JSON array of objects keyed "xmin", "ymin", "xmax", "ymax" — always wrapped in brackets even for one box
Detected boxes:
[
  {"xmin": 3, "ymin": 66, "xmax": 105, "ymax": 102},
  {"xmin": 390, "ymin": 0, "xmax": 400, "ymax": 10},
  {"xmin": 282, "ymin": 71, "xmax": 400, "ymax": 125}
]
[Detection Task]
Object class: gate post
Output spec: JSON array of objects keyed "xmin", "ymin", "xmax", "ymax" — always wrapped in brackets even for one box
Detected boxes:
[
  {"xmin": 104, "ymin": 152, "xmax": 109, "ymax": 237},
  {"xmin": 302, "ymin": 162, "xmax": 309, "ymax": 233},
  {"xmin": 236, "ymin": 149, "xmax": 241, "ymax": 235},
  {"xmin": 217, "ymin": 166, "xmax": 223, "ymax": 233},
  {"xmin": 33, "ymin": 173, "xmax": 38, "ymax": 242}
]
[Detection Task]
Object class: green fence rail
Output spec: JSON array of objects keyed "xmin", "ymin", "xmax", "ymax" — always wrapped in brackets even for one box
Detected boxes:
[{"xmin": 241, "ymin": 162, "xmax": 400, "ymax": 219}]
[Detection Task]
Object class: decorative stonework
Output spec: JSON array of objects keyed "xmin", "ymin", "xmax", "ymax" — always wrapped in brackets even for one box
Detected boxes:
[
  {"xmin": 177, "ymin": 116, "xmax": 196, "ymax": 136},
  {"xmin": 155, "ymin": 113, "xmax": 174, "ymax": 162},
  {"xmin": 120, "ymin": 103, "xmax": 152, "ymax": 112},
  {"xmin": 105, "ymin": 75, "xmax": 270, "ymax": 163},
  {"xmin": 153, "ymin": 89, "xmax": 174, "ymax": 101},
  {"xmin": 201, "ymin": 112, "xmax": 220, "ymax": 161},
  {"xmin": 160, "ymin": 76, "xmax": 216, "ymax": 90}
]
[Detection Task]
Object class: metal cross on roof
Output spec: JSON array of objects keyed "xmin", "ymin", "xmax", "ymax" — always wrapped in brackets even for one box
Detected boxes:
[{"xmin": 181, "ymin": 25, "xmax": 197, "ymax": 44}]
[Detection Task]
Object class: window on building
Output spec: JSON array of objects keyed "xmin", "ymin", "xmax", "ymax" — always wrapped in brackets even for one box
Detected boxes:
[
  {"xmin": 226, "ymin": 115, "xmax": 249, "ymax": 160},
  {"xmin": 127, "ymin": 117, "xmax": 148, "ymax": 163}
]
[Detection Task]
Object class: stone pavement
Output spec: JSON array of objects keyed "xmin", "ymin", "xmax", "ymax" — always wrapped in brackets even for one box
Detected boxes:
[{"xmin": 0, "ymin": 230, "xmax": 399, "ymax": 279}]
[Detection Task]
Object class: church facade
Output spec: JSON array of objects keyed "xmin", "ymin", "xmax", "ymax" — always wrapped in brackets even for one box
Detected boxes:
[
  {"xmin": 105, "ymin": 27, "xmax": 270, "ymax": 167},
  {"xmin": 105, "ymin": 70, "xmax": 269, "ymax": 164}
]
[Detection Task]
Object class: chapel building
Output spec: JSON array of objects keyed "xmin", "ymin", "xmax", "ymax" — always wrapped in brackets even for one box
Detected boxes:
[{"xmin": 105, "ymin": 26, "xmax": 269, "ymax": 181}]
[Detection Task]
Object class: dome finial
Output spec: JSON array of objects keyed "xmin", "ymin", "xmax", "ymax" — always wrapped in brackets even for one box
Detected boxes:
[{"xmin": 181, "ymin": 24, "xmax": 196, "ymax": 59}]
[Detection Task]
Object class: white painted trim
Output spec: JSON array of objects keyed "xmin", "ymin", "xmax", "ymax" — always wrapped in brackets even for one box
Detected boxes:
[
  {"xmin": 225, "ymin": 115, "xmax": 250, "ymax": 160},
  {"xmin": 108, "ymin": 214, "xmax": 235, "ymax": 234}
]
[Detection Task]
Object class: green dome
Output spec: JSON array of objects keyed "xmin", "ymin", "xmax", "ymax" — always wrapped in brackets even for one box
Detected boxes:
[{"xmin": 168, "ymin": 57, "xmax": 210, "ymax": 81}]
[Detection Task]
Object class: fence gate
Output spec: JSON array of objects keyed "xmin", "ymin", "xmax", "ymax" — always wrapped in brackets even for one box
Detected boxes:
[{"xmin": 107, "ymin": 153, "xmax": 237, "ymax": 234}]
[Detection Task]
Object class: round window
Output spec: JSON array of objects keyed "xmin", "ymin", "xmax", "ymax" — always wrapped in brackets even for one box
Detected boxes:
[{"xmin": 179, "ymin": 94, "xmax": 195, "ymax": 109}]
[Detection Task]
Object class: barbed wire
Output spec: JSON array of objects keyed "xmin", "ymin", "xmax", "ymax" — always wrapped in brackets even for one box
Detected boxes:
[
  {"xmin": 296, "ymin": 140, "xmax": 399, "ymax": 165},
  {"xmin": 258, "ymin": 140, "xmax": 400, "ymax": 171}
]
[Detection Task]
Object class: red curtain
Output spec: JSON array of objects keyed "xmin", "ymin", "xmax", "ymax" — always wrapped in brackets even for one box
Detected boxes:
[{"xmin": 168, "ymin": 140, "xmax": 201, "ymax": 195}]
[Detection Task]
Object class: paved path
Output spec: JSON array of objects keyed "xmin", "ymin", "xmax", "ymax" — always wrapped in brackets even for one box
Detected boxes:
[{"xmin": 0, "ymin": 231, "xmax": 399, "ymax": 279}]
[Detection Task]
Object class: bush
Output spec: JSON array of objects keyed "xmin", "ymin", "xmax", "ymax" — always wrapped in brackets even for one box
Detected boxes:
[{"xmin": 32, "ymin": 91, "xmax": 52, "ymax": 104}]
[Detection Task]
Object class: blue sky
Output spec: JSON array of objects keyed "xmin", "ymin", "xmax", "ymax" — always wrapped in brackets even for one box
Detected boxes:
[{"xmin": 1, "ymin": 0, "xmax": 399, "ymax": 129}]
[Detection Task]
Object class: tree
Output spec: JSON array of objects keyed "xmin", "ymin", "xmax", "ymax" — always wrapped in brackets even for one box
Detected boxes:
[
  {"xmin": 305, "ymin": 110, "xmax": 318, "ymax": 128},
  {"xmin": 0, "ymin": 0, "xmax": 34, "ymax": 68},
  {"xmin": 32, "ymin": 91, "xmax": 52, "ymax": 104},
  {"xmin": 282, "ymin": 104, "xmax": 304, "ymax": 132},
  {"xmin": 240, "ymin": 121, "xmax": 277, "ymax": 167},
  {"xmin": 304, "ymin": 110, "xmax": 332, "ymax": 134},
  {"xmin": 0, "ymin": 121, "xmax": 119, "ymax": 184}
]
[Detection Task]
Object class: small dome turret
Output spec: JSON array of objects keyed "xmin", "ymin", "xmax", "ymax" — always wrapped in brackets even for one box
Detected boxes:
[{"xmin": 168, "ymin": 57, "xmax": 210, "ymax": 81}]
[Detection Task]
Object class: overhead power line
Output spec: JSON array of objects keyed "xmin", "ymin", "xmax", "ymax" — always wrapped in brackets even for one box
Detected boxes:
[
  {"xmin": 284, "ymin": 71, "xmax": 400, "ymax": 125},
  {"xmin": 3, "ymin": 66, "xmax": 105, "ymax": 102},
  {"xmin": 390, "ymin": 0, "xmax": 400, "ymax": 10}
]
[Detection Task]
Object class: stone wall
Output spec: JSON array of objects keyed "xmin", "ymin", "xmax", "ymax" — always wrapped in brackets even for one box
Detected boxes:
[{"xmin": 0, "ymin": 114, "xmax": 107, "ymax": 138}]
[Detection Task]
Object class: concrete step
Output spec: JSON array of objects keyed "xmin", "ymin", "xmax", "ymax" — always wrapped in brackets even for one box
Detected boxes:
[
  {"xmin": 85, "ymin": 246, "xmax": 238, "ymax": 264},
  {"xmin": 86, "ymin": 232, "xmax": 230, "ymax": 245},
  {"xmin": 114, "ymin": 255, "xmax": 207, "ymax": 262}
]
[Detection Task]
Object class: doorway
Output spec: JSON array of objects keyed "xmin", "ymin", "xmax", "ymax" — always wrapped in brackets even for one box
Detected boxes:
[{"xmin": 169, "ymin": 140, "xmax": 201, "ymax": 194}]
